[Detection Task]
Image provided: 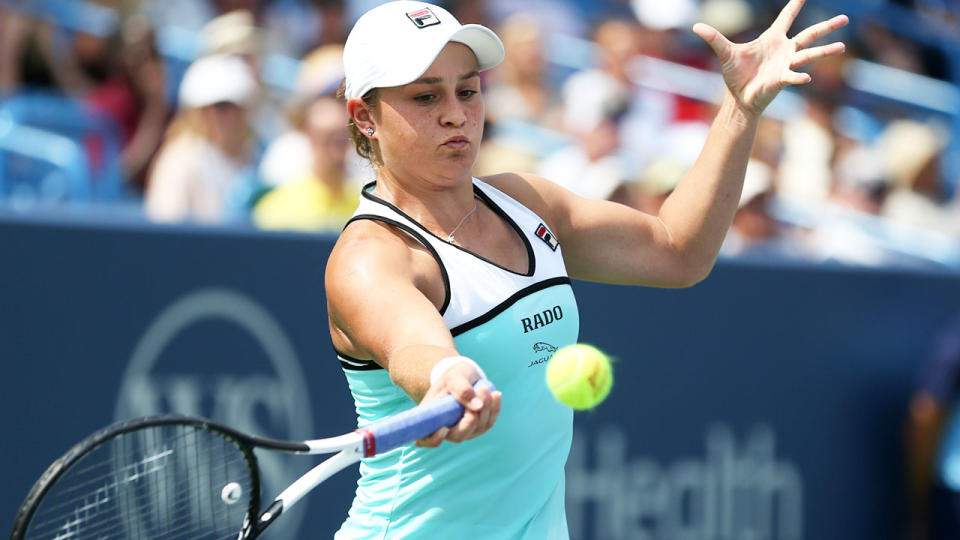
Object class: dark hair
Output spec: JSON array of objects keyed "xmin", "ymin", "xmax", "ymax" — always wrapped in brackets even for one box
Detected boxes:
[{"xmin": 337, "ymin": 80, "xmax": 381, "ymax": 165}]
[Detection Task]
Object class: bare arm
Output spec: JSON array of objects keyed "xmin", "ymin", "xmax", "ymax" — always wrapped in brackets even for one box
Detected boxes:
[
  {"xmin": 0, "ymin": 10, "xmax": 30, "ymax": 92},
  {"xmin": 325, "ymin": 223, "xmax": 501, "ymax": 446},
  {"xmin": 121, "ymin": 38, "xmax": 169, "ymax": 183},
  {"xmin": 905, "ymin": 392, "xmax": 946, "ymax": 540},
  {"xmin": 491, "ymin": 0, "xmax": 848, "ymax": 288}
]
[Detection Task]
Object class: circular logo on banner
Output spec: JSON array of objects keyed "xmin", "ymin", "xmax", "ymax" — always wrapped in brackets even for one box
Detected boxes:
[{"xmin": 115, "ymin": 288, "xmax": 313, "ymax": 539}]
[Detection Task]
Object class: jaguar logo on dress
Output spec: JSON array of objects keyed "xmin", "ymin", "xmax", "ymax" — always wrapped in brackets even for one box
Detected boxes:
[
  {"xmin": 528, "ymin": 342, "xmax": 558, "ymax": 368},
  {"xmin": 535, "ymin": 223, "xmax": 559, "ymax": 251},
  {"xmin": 406, "ymin": 8, "xmax": 440, "ymax": 28},
  {"xmin": 533, "ymin": 342, "xmax": 558, "ymax": 354}
]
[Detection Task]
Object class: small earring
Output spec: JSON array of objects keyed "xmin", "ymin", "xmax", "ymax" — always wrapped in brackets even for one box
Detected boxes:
[{"xmin": 366, "ymin": 128, "xmax": 375, "ymax": 136}]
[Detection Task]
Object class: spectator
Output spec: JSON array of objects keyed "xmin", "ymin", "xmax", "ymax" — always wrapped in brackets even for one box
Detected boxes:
[
  {"xmin": 88, "ymin": 14, "xmax": 169, "ymax": 191},
  {"xmin": 628, "ymin": 120, "xmax": 711, "ymax": 215},
  {"xmin": 831, "ymin": 142, "xmax": 890, "ymax": 216},
  {"xmin": 906, "ymin": 314, "xmax": 960, "ymax": 540},
  {"xmin": 720, "ymin": 114, "xmax": 793, "ymax": 257},
  {"xmin": 720, "ymin": 159, "xmax": 806, "ymax": 259},
  {"xmin": 483, "ymin": 12, "xmax": 563, "ymax": 129},
  {"xmin": 562, "ymin": 19, "xmax": 640, "ymax": 138},
  {"xmin": 536, "ymin": 80, "xmax": 632, "ymax": 204},
  {"xmin": 0, "ymin": 2, "xmax": 113, "ymax": 93},
  {"xmin": 197, "ymin": 9, "xmax": 288, "ymax": 141},
  {"xmin": 252, "ymin": 90, "xmax": 360, "ymax": 232},
  {"xmin": 564, "ymin": 17, "xmax": 682, "ymax": 174},
  {"xmin": 485, "ymin": 0, "xmax": 589, "ymax": 37},
  {"xmin": 0, "ymin": 3, "xmax": 170, "ymax": 191},
  {"xmin": 877, "ymin": 119, "xmax": 954, "ymax": 234},
  {"xmin": 473, "ymin": 11, "xmax": 567, "ymax": 178},
  {"xmin": 632, "ymin": 157, "xmax": 684, "ymax": 215},
  {"xmin": 312, "ymin": 0, "xmax": 349, "ymax": 47},
  {"xmin": 199, "ymin": 8, "xmax": 261, "ymax": 61},
  {"xmin": 0, "ymin": 5, "xmax": 36, "ymax": 91},
  {"xmin": 259, "ymin": 44, "xmax": 345, "ymax": 188},
  {"xmin": 631, "ymin": 0, "xmax": 697, "ymax": 38},
  {"xmin": 262, "ymin": 0, "xmax": 348, "ymax": 55},
  {"xmin": 145, "ymin": 54, "xmax": 260, "ymax": 223},
  {"xmin": 776, "ymin": 88, "xmax": 838, "ymax": 204}
]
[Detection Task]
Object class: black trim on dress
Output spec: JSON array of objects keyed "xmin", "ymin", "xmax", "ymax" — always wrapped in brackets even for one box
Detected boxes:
[
  {"xmin": 337, "ymin": 349, "xmax": 384, "ymax": 371},
  {"xmin": 344, "ymin": 213, "xmax": 452, "ymax": 316},
  {"xmin": 359, "ymin": 181, "xmax": 536, "ymax": 277},
  {"xmin": 450, "ymin": 277, "xmax": 572, "ymax": 337}
]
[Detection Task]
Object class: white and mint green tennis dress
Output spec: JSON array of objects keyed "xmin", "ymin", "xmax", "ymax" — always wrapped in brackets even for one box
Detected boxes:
[{"xmin": 335, "ymin": 178, "xmax": 580, "ymax": 539}]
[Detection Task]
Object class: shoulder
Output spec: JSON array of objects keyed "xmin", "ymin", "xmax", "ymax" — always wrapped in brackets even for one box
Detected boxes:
[
  {"xmin": 326, "ymin": 217, "xmax": 440, "ymax": 297},
  {"xmin": 327, "ymin": 220, "xmax": 413, "ymax": 280},
  {"xmin": 480, "ymin": 172, "xmax": 575, "ymax": 232},
  {"xmin": 325, "ymin": 218, "xmax": 447, "ymax": 337}
]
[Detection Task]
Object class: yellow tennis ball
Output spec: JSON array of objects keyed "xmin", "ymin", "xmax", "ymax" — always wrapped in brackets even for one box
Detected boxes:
[{"xmin": 545, "ymin": 344, "xmax": 613, "ymax": 410}]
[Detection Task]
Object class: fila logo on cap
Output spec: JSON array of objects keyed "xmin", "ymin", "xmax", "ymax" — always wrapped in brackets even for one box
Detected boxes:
[
  {"xmin": 535, "ymin": 223, "xmax": 559, "ymax": 251},
  {"xmin": 407, "ymin": 7, "xmax": 441, "ymax": 28}
]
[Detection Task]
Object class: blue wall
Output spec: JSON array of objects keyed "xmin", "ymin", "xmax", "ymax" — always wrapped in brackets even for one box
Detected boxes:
[{"xmin": 2, "ymin": 212, "xmax": 959, "ymax": 539}]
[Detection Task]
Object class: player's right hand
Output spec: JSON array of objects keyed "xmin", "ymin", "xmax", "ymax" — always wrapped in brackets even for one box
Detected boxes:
[{"xmin": 415, "ymin": 362, "xmax": 501, "ymax": 447}]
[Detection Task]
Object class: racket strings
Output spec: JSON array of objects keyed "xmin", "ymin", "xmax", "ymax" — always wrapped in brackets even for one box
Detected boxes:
[
  {"xmin": 26, "ymin": 431, "xmax": 245, "ymax": 526},
  {"xmin": 23, "ymin": 424, "xmax": 255, "ymax": 540},
  {"xmin": 30, "ymin": 446, "xmax": 184, "ymax": 516},
  {"xmin": 26, "ymin": 458, "xmax": 248, "ymax": 535}
]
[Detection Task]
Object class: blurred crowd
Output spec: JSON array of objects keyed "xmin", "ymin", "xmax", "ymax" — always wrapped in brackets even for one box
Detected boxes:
[{"xmin": 1, "ymin": 0, "xmax": 959, "ymax": 270}]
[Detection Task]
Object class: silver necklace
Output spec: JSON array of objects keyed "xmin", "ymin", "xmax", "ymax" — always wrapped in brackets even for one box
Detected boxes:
[{"xmin": 446, "ymin": 195, "xmax": 479, "ymax": 243}]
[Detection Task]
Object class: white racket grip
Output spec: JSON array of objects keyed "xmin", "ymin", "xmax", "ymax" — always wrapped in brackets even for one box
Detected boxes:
[{"xmin": 356, "ymin": 379, "xmax": 496, "ymax": 457}]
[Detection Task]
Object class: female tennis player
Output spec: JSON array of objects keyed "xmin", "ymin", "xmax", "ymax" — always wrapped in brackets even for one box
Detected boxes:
[{"xmin": 326, "ymin": 1, "xmax": 847, "ymax": 537}]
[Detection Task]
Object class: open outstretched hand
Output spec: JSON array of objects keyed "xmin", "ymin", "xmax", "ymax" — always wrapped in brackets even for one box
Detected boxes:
[{"xmin": 693, "ymin": 0, "xmax": 848, "ymax": 115}]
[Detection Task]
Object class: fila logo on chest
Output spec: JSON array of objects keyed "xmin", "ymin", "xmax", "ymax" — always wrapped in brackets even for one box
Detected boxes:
[{"xmin": 534, "ymin": 223, "xmax": 559, "ymax": 251}]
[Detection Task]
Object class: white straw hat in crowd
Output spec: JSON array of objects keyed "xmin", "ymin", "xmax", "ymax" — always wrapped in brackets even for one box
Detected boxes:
[
  {"xmin": 631, "ymin": 0, "xmax": 697, "ymax": 30},
  {"xmin": 200, "ymin": 9, "xmax": 261, "ymax": 56},
  {"xmin": 738, "ymin": 159, "xmax": 774, "ymax": 208},
  {"xmin": 343, "ymin": 1, "xmax": 505, "ymax": 99},
  {"xmin": 178, "ymin": 54, "xmax": 258, "ymax": 109},
  {"xmin": 875, "ymin": 119, "xmax": 947, "ymax": 189}
]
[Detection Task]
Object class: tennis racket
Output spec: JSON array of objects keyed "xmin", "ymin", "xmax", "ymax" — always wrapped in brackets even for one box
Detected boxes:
[{"xmin": 10, "ymin": 380, "xmax": 495, "ymax": 540}]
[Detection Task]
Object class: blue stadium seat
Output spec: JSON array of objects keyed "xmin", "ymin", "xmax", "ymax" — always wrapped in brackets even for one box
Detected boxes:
[
  {"xmin": 0, "ymin": 113, "xmax": 93, "ymax": 206},
  {"xmin": 0, "ymin": 92, "xmax": 126, "ymax": 202}
]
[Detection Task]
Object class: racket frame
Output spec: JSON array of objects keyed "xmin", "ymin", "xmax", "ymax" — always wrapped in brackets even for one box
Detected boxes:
[{"xmin": 11, "ymin": 380, "xmax": 492, "ymax": 540}]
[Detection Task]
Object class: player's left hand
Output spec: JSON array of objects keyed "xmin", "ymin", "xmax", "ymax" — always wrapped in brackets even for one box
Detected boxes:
[{"xmin": 693, "ymin": 0, "xmax": 848, "ymax": 115}]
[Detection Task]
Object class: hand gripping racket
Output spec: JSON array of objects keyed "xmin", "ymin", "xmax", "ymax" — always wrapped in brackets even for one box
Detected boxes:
[{"xmin": 10, "ymin": 380, "xmax": 495, "ymax": 540}]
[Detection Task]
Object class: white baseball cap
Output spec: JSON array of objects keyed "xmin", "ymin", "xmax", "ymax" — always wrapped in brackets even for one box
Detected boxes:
[
  {"xmin": 343, "ymin": 1, "xmax": 505, "ymax": 100},
  {"xmin": 178, "ymin": 54, "xmax": 257, "ymax": 109}
]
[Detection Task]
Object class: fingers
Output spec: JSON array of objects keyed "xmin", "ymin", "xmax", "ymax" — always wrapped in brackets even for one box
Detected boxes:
[
  {"xmin": 792, "ymin": 14, "xmax": 849, "ymax": 49},
  {"xmin": 771, "ymin": 0, "xmax": 806, "ymax": 34},
  {"xmin": 791, "ymin": 41, "xmax": 846, "ymax": 70},
  {"xmin": 414, "ymin": 388, "xmax": 502, "ymax": 447},
  {"xmin": 692, "ymin": 23, "xmax": 733, "ymax": 60},
  {"xmin": 782, "ymin": 70, "xmax": 812, "ymax": 86},
  {"xmin": 414, "ymin": 360, "xmax": 500, "ymax": 447},
  {"xmin": 445, "ymin": 386, "xmax": 502, "ymax": 443},
  {"xmin": 415, "ymin": 427, "xmax": 448, "ymax": 448}
]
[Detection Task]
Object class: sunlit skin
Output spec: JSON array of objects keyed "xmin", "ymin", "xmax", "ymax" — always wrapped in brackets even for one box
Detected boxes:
[
  {"xmin": 348, "ymin": 43, "xmax": 485, "ymax": 236},
  {"xmin": 329, "ymin": 0, "xmax": 849, "ymax": 448}
]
